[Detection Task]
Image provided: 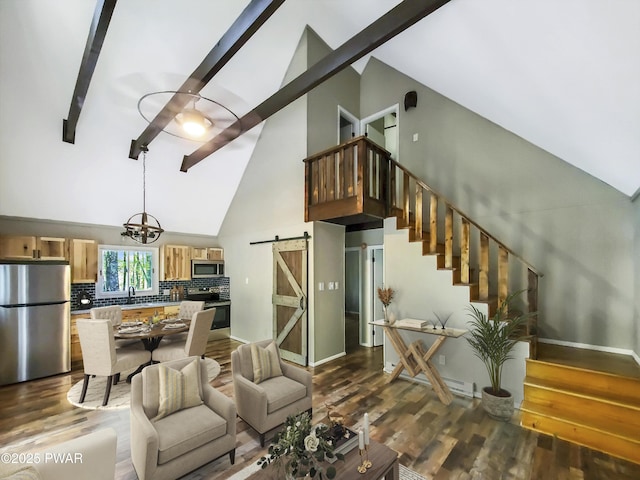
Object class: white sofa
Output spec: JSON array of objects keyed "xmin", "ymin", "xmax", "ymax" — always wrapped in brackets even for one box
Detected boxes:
[{"xmin": 0, "ymin": 428, "xmax": 117, "ymax": 480}]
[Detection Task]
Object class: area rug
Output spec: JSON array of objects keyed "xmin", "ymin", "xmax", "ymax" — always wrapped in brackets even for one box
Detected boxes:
[
  {"xmin": 227, "ymin": 461, "xmax": 426, "ymax": 479},
  {"xmin": 67, "ymin": 358, "xmax": 221, "ymax": 411}
]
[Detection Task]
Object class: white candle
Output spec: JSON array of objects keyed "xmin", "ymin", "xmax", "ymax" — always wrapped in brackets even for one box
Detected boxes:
[
  {"xmin": 363, "ymin": 413, "xmax": 370, "ymax": 445},
  {"xmin": 358, "ymin": 430, "xmax": 364, "ymax": 450}
]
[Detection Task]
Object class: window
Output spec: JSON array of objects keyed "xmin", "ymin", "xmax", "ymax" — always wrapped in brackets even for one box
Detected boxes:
[{"xmin": 96, "ymin": 245, "xmax": 159, "ymax": 298}]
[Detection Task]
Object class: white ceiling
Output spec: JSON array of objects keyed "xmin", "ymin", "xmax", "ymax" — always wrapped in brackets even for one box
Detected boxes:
[{"xmin": 1, "ymin": 0, "xmax": 639, "ymax": 236}]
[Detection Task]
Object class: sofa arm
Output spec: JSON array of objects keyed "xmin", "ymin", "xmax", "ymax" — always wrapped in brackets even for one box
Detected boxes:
[
  {"xmin": 130, "ymin": 375, "xmax": 159, "ymax": 480},
  {"xmin": 232, "ymin": 371, "xmax": 268, "ymax": 425},
  {"xmin": 281, "ymin": 362, "xmax": 313, "ymax": 396},
  {"xmin": 202, "ymin": 385, "xmax": 236, "ymax": 437},
  {"xmin": 34, "ymin": 428, "xmax": 117, "ymax": 480}
]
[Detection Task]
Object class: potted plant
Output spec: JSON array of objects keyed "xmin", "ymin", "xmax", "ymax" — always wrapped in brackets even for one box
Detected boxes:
[{"xmin": 466, "ymin": 290, "xmax": 534, "ymax": 421}]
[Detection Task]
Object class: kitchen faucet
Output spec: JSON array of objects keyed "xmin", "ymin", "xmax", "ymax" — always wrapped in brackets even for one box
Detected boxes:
[{"xmin": 127, "ymin": 286, "xmax": 136, "ymax": 304}]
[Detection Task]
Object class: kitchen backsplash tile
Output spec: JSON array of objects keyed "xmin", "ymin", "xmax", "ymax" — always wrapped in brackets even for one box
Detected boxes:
[{"xmin": 70, "ymin": 277, "xmax": 230, "ymax": 311}]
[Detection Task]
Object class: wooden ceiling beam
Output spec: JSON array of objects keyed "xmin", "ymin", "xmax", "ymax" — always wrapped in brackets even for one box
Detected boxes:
[
  {"xmin": 62, "ymin": 0, "xmax": 118, "ymax": 144},
  {"xmin": 180, "ymin": 0, "xmax": 451, "ymax": 172},
  {"xmin": 129, "ymin": 0, "xmax": 285, "ymax": 160}
]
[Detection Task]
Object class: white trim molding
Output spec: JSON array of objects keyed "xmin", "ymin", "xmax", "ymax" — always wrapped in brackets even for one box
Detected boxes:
[
  {"xmin": 539, "ymin": 337, "xmax": 640, "ymax": 366},
  {"xmin": 310, "ymin": 351, "xmax": 346, "ymax": 367}
]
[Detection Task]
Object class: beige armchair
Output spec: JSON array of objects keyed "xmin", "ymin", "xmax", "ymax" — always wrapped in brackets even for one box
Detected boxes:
[
  {"xmin": 76, "ymin": 318, "xmax": 151, "ymax": 406},
  {"xmin": 231, "ymin": 339, "xmax": 312, "ymax": 446},
  {"xmin": 151, "ymin": 309, "xmax": 215, "ymax": 363},
  {"xmin": 130, "ymin": 357, "xmax": 236, "ymax": 480}
]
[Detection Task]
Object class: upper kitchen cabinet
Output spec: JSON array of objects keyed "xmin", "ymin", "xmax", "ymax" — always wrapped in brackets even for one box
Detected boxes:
[
  {"xmin": 207, "ymin": 248, "xmax": 223, "ymax": 260},
  {"xmin": 191, "ymin": 247, "xmax": 223, "ymax": 261},
  {"xmin": 161, "ymin": 244, "xmax": 191, "ymax": 280},
  {"xmin": 0, "ymin": 235, "xmax": 68, "ymax": 260},
  {"xmin": 191, "ymin": 247, "xmax": 209, "ymax": 260},
  {"xmin": 69, "ymin": 239, "xmax": 98, "ymax": 283}
]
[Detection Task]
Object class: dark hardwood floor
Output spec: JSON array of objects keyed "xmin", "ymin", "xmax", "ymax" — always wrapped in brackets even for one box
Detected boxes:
[{"xmin": 1, "ymin": 338, "xmax": 639, "ymax": 479}]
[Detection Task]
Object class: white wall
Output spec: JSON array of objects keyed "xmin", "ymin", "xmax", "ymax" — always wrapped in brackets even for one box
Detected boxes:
[{"xmin": 383, "ymin": 217, "xmax": 529, "ymax": 405}]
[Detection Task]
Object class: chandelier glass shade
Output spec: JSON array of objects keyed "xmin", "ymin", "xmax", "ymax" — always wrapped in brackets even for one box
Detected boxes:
[
  {"xmin": 122, "ymin": 148, "xmax": 164, "ymax": 244},
  {"xmin": 137, "ymin": 91, "xmax": 239, "ymax": 141}
]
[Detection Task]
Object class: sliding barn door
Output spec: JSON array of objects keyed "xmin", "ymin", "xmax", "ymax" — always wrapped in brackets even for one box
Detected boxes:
[{"xmin": 272, "ymin": 239, "xmax": 308, "ymax": 365}]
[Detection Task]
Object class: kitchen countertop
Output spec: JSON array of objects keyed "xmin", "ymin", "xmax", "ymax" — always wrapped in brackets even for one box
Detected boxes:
[{"xmin": 71, "ymin": 299, "xmax": 231, "ymax": 315}]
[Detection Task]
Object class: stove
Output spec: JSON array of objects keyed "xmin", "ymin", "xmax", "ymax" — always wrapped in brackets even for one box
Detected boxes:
[{"xmin": 185, "ymin": 287, "xmax": 220, "ymax": 302}]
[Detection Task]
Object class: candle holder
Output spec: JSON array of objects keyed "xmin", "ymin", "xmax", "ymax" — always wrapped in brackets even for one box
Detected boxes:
[
  {"xmin": 357, "ymin": 449, "xmax": 367, "ymax": 474},
  {"xmin": 363, "ymin": 444, "xmax": 372, "ymax": 468}
]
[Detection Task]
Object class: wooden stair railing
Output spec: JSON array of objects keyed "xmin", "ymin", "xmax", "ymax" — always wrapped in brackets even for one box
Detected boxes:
[{"xmin": 304, "ymin": 136, "xmax": 542, "ymax": 357}]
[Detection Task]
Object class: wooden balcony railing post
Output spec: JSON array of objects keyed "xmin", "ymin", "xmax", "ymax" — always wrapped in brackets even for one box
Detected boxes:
[
  {"xmin": 403, "ymin": 172, "xmax": 410, "ymax": 227},
  {"xmin": 356, "ymin": 138, "xmax": 366, "ymax": 213},
  {"xmin": 498, "ymin": 246, "xmax": 508, "ymax": 311},
  {"xmin": 415, "ymin": 187, "xmax": 423, "ymax": 240},
  {"xmin": 390, "ymin": 162, "xmax": 397, "ymax": 210},
  {"xmin": 429, "ymin": 193, "xmax": 438, "ymax": 254},
  {"xmin": 345, "ymin": 144, "xmax": 355, "ymax": 197},
  {"xmin": 479, "ymin": 232, "xmax": 489, "ymax": 300},
  {"xmin": 304, "ymin": 159, "xmax": 310, "ymax": 221},
  {"xmin": 460, "ymin": 218, "xmax": 470, "ymax": 283},
  {"xmin": 527, "ymin": 268, "xmax": 538, "ymax": 358},
  {"xmin": 445, "ymin": 206, "xmax": 453, "ymax": 268}
]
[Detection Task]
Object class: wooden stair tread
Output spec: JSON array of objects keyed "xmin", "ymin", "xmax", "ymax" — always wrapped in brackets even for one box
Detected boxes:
[
  {"xmin": 520, "ymin": 400, "xmax": 640, "ymax": 444},
  {"xmin": 524, "ymin": 376, "xmax": 640, "ymax": 410}
]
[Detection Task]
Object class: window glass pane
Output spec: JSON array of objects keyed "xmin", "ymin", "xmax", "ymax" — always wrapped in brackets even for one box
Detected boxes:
[{"xmin": 97, "ymin": 245, "xmax": 158, "ymax": 297}]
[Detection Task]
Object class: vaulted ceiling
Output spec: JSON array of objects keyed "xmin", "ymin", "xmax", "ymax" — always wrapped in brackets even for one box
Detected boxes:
[{"xmin": 1, "ymin": 0, "xmax": 638, "ymax": 236}]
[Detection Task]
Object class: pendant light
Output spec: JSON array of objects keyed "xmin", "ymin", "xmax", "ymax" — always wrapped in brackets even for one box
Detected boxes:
[{"xmin": 122, "ymin": 146, "xmax": 164, "ymax": 244}]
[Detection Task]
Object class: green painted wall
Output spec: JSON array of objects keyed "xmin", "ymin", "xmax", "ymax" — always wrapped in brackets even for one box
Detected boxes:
[{"xmin": 361, "ymin": 58, "xmax": 635, "ymax": 351}]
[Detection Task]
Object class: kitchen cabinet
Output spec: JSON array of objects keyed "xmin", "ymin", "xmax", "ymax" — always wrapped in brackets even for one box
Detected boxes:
[
  {"xmin": 192, "ymin": 247, "xmax": 223, "ymax": 261},
  {"xmin": 163, "ymin": 305, "xmax": 180, "ymax": 317},
  {"xmin": 207, "ymin": 248, "xmax": 224, "ymax": 260},
  {"xmin": 70, "ymin": 312, "xmax": 88, "ymax": 370},
  {"xmin": 121, "ymin": 306, "xmax": 159, "ymax": 322},
  {"xmin": 161, "ymin": 244, "xmax": 191, "ymax": 280},
  {"xmin": 70, "ymin": 238, "xmax": 98, "ymax": 283},
  {"xmin": 0, "ymin": 235, "xmax": 68, "ymax": 260}
]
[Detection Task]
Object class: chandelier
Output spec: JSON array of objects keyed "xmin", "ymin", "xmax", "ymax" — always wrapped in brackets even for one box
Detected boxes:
[{"xmin": 122, "ymin": 146, "xmax": 164, "ymax": 244}]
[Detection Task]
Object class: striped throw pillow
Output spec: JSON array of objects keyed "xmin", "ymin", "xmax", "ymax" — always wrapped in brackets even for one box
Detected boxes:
[
  {"xmin": 154, "ymin": 358, "xmax": 203, "ymax": 421},
  {"xmin": 251, "ymin": 342, "xmax": 283, "ymax": 384}
]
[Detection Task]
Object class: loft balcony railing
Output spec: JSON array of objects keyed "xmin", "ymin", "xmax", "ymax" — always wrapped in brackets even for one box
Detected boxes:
[{"xmin": 304, "ymin": 135, "xmax": 541, "ymax": 356}]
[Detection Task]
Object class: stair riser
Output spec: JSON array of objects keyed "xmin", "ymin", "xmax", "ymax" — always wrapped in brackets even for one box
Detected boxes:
[
  {"xmin": 523, "ymin": 385, "xmax": 640, "ymax": 435},
  {"xmin": 526, "ymin": 360, "xmax": 640, "ymax": 401},
  {"xmin": 521, "ymin": 411, "xmax": 640, "ymax": 464}
]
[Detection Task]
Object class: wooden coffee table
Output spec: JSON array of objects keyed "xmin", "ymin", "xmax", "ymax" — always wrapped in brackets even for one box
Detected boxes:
[{"xmin": 246, "ymin": 439, "xmax": 398, "ymax": 479}]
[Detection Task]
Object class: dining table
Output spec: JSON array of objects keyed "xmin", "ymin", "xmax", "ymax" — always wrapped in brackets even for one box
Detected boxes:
[{"xmin": 113, "ymin": 318, "xmax": 191, "ymax": 381}]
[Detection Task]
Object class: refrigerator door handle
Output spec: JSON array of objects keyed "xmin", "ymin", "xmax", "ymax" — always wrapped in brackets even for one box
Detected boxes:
[{"xmin": 1, "ymin": 300, "xmax": 70, "ymax": 309}]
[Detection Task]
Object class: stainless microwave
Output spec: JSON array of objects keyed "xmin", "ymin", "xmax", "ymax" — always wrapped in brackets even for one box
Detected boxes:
[{"xmin": 191, "ymin": 260, "xmax": 224, "ymax": 278}]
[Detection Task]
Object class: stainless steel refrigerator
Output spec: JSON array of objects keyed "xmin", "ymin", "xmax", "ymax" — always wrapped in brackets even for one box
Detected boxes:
[{"xmin": 0, "ymin": 260, "xmax": 71, "ymax": 386}]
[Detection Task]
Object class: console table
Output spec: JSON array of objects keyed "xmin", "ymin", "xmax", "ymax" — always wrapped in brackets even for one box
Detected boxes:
[{"xmin": 371, "ymin": 319, "xmax": 467, "ymax": 405}]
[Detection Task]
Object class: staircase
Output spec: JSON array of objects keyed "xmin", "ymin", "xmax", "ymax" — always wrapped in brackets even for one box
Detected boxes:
[
  {"xmin": 304, "ymin": 135, "xmax": 540, "ymax": 356},
  {"xmin": 521, "ymin": 344, "xmax": 640, "ymax": 464}
]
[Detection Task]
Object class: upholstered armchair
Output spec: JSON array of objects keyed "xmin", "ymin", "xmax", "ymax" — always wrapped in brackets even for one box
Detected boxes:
[
  {"xmin": 231, "ymin": 339, "xmax": 312, "ymax": 446},
  {"xmin": 130, "ymin": 356, "xmax": 235, "ymax": 480}
]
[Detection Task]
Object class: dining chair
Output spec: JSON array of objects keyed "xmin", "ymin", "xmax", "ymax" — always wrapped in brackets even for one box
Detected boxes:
[
  {"xmin": 90, "ymin": 305, "xmax": 137, "ymax": 348},
  {"xmin": 164, "ymin": 300, "xmax": 206, "ymax": 343},
  {"xmin": 76, "ymin": 318, "xmax": 152, "ymax": 406},
  {"xmin": 151, "ymin": 309, "xmax": 215, "ymax": 363}
]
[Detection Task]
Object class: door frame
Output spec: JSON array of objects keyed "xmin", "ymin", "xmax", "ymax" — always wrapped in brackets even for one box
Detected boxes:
[
  {"xmin": 368, "ymin": 245, "xmax": 385, "ymax": 347},
  {"xmin": 360, "ymin": 104, "xmax": 400, "ymax": 159},
  {"xmin": 338, "ymin": 106, "xmax": 360, "ymax": 143}
]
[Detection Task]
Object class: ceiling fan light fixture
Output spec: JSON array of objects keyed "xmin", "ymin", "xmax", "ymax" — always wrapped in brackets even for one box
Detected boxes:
[{"xmin": 176, "ymin": 108, "xmax": 213, "ymax": 138}]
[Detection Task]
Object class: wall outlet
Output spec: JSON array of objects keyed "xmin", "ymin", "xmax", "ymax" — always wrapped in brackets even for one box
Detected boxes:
[
  {"xmin": 334, "ymin": 281, "xmax": 339, "ymax": 289},
  {"xmin": 412, "ymin": 133, "xmax": 419, "ymax": 142},
  {"xmin": 163, "ymin": 289, "xmax": 170, "ymax": 296},
  {"xmin": 439, "ymin": 355, "xmax": 446, "ymax": 365},
  {"xmin": 328, "ymin": 282, "xmax": 334, "ymax": 290},
  {"xmin": 318, "ymin": 282, "xmax": 324, "ymax": 291}
]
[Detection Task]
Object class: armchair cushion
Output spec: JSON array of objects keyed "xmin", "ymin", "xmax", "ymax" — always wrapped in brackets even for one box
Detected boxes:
[
  {"xmin": 154, "ymin": 404, "xmax": 227, "ymax": 465},
  {"xmin": 260, "ymin": 375, "xmax": 307, "ymax": 413},
  {"xmin": 251, "ymin": 342, "xmax": 283, "ymax": 384},
  {"xmin": 155, "ymin": 358, "xmax": 202, "ymax": 420},
  {"xmin": 2, "ymin": 467, "xmax": 41, "ymax": 480}
]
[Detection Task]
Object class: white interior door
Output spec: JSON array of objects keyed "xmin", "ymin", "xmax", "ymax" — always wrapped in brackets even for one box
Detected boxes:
[{"xmin": 371, "ymin": 246, "xmax": 384, "ymax": 347}]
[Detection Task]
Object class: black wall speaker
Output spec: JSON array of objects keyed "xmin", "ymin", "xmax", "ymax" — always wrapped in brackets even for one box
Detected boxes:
[{"xmin": 404, "ymin": 91, "xmax": 418, "ymax": 111}]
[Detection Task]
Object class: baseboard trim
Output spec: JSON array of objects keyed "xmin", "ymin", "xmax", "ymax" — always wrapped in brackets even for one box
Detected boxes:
[
  {"xmin": 229, "ymin": 335, "xmax": 249, "ymax": 344},
  {"xmin": 539, "ymin": 338, "xmax": 640, "ymax": 366},
  {"xmin": 310, "ymin": 351, "xmax": 346, "ymax": 367}
]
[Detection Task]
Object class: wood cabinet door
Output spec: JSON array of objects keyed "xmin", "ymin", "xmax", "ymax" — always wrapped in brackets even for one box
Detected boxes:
[
  {"xmin": 272, "ymin": 239, "xmax": 308, "ymax": 365},
  {"xmin": 37, "ymin": 237, "xmax": 68, "ymax": 260},
  {"xmin": 0, "ymin": 235, "xmax": 37, "ymax": 259},
  {"xmin": 70, "ymin": 239, "xmax": 98, "ymax": 282},
  {"xmin": 207, "ymin": 247, "xmax": 224, "ymax": 260},
  {"xmin": 161, "ymin": 245, "xmax": 191, "ymax": 280},
  {"xmin": 191, "ymin": 247, "xmax": 209, "ymax": 260}
]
